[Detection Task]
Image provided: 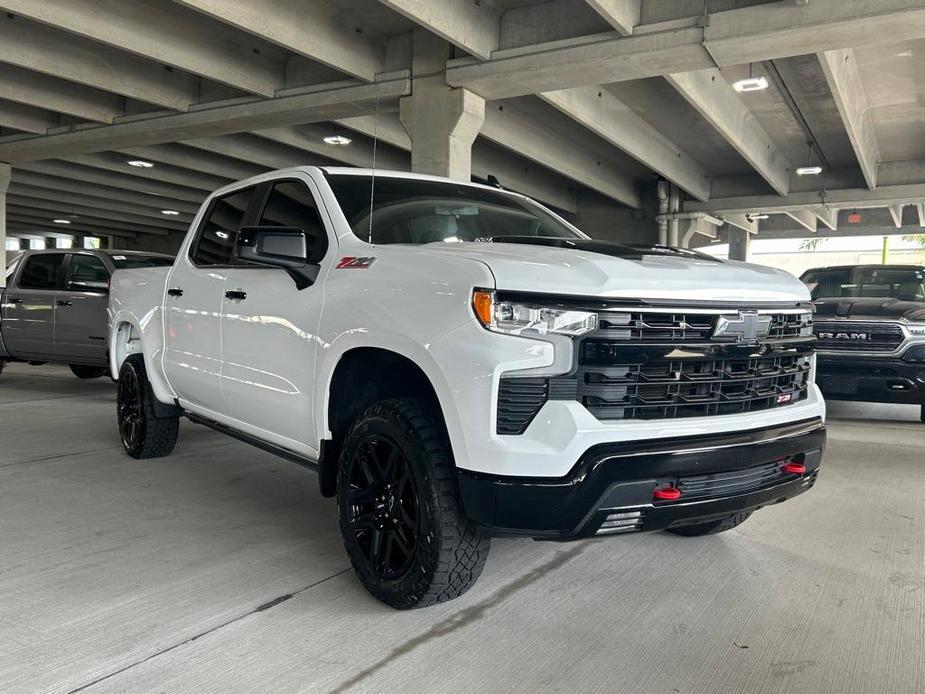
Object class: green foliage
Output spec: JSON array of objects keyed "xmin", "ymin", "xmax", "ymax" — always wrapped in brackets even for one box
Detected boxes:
[{"xmin": 902, "ymin": 234, "xmax": 925, "ymax": 248}]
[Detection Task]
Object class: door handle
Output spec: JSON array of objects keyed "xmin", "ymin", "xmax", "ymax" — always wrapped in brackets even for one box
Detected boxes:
[
  {"xmin": 8, "ymin": 297, "xmax": 22, "ymax": 304},
  {"xmin": 167, "ymin": 287, "xmax": 184, "ymax": 297},
  {"xmin": 224, "ymin": 290, "xmax": 247, "ymax": 301},
  {"xmin": 57, "ymin": 300, "xmax": 73, "ymax": 307}
]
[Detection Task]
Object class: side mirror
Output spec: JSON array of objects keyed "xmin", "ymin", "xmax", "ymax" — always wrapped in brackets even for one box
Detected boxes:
[
  {"xmin": 70, "ymin": 279, "xmax": 109, "ymax": 293},
  {"xmin": 235, "ymin": 226, "xmax": 321, "ymax": 289}
]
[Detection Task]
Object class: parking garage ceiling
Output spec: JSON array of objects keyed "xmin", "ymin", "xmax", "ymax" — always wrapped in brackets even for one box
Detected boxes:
[{"xmin": 1, "ymin": 0, "xmax": 924, "ymax": 247}]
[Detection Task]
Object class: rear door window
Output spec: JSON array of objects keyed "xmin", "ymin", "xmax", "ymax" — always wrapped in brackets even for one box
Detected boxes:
[{"xmin": 17, "ymin": 254, "xmax": 65, "ymax": 290}]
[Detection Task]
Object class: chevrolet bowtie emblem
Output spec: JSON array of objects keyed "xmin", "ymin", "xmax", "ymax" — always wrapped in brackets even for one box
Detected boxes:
[{"xmin": 713, "ymin": 310, "xmax": 772, "ymax": 342}]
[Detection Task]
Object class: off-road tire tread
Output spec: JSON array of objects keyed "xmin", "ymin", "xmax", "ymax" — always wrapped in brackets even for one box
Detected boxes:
[
  {"xmin": 120, "ymin": 355, "xmax": 179, "ymax": 459},
  {"xmin": 338, "ymin": 397, "xmax": 489, "ymax": 609},
  {"xmin": 665, "ymin": 511, "xmax": 753, "ymax": 537}
]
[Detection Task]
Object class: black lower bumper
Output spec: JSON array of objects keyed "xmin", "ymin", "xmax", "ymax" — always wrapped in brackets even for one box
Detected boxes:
[
  {"xmin": 817, "ymin": 355, "xmax": 925, "ymax": 404},
  {"xmin": 458, "ymin": 418, "xmax": 826, "ymax": 540}
]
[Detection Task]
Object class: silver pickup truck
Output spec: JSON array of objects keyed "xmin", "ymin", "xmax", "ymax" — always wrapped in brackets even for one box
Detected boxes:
[{"xmin": 1, "ymin": 249, "xmax": 173, "ymax": 378}]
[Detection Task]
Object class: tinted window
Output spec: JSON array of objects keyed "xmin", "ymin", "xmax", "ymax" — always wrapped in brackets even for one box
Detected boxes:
[
  {"xmin": 803, "ymin": 267, "xmax": 925, "ymax": 301},
  {"xmin": 191, "ymin": 187, "xmax": 255, "ymax": 266},
  {"xmin": 257, "ymin": 180, "xmax": 328, "ymax": 262},
  {"xmin": 111, "ymin": 255, "xmax": 174, "ymax": 269},
  {"xmin": 67, "ymin": 254, "xmax": 110, "ymax": 288},
  {"xmin": 18, "ymin": 254, "xmax": 65, "ymax": 290},
  {"xmin": 326, "ymin": 175, "xmax": 582, "ymax": 245}
]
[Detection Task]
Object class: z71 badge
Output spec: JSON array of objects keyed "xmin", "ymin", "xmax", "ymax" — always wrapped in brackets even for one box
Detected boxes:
[{"xmin": 336, "ymin": 256, "xmax": 377, "ymax": 269}]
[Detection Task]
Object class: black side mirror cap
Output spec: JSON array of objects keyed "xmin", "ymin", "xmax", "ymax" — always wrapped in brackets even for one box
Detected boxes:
[{"xmin": 235, "ymin": 226, "xmax": 321, "ymax": 289}]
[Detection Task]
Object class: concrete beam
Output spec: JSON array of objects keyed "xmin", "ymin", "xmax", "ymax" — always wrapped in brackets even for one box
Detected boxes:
[
  {"xmin": 175, "ymin": 0, "xmax": 384, "ymax": 81},
  {"xmin": 917, "ymin": 203, "xmax": 925, "ymax": 228},
  {"xmin": 0, "ymin": 163, "xmax": 8, "ymax": 261},
  {"xmin": 499, "ymin": 0, "xmax": 609, "ymax": 50},
  {"xmin": 785, "ymin": 209, "xmax": 817, "ymax": 233},
  {"xmin": 481, "ymin": 102, "xmax": 639, "ymax": 208},
  {"xmin": 61, "ymin": 152, "xmax": 230, "ymax": 192},
  {"xmin": 10, "ymin": 170, "xmax": 202, "ymax": 215},
  {"xmin": 819, "ymin": 49, "xmax": 880, "ymax": 190},
  {"xmin": 16, "ymin": 161, "xmax": 207, "ymax": 204},
  {"xmin": 0, "ymin": 99, "xmax": 58, "ymax": 134},
  {"xmin": 380, "ymin": 0, "xmax": 499, "ymax": 60},
  {"xmin": 183, "ymin": 134, "xmax": 332, "ymax": 171},
  {"xmin": 721, "ymin": 213, "xmax": 757, "ymax": 234},
  {"xmin": 7, "ymin": 211, "xmax": 164, "ymax": 237},
  {"xmin": 116, "ymin": 143, "xmax": 268, "ymax": 182},
  {"xmin": 7, "ymin": 223, "xmax": 135, "ymax": 240},
  {"xmin": 0, "ymin": 64, "xmax": 122, "ymax": 124},
  {"xmin": 813, "ymin": 206, "xmax": 839, "ymax": 231},
  {"xmin": 446, "ymin": 0, "xmax": 925, "ymax": 99},
  {"xmin": 665, "ymin": 69, "xmax": 791, "ymax": 196},
  {"xmin": 7, "ymin": 197, "xmax": 190, "ymax": 232},
  {"xmin": 255, "ymin": 125, "xmax": 408, "ymax": 170},
  {"xmin": 9, "ymin": 183, "xmax": 196, "ymax": 223},
  {"xmin": 0, "ymin": 76, "xmax": 411, "ymax": 163},
  {"xmin": 0, "ymin": 14, "xmax": 198, "ymax": 112},
  {"xmin": 888, "ymin": 204, "xmax": 905, "ymax": 228},
  {"xmin": 585, "ymin": 0, "xmax": 640, "ymax": 34},
  {"xmin": 687, "ymin": 184, "xmax": 925, "ymax": 216},
  {"xmin": 0, "ymin": 0, "xmax": 286, "ymax": 97},
  {"xmin": 541, "ymin": 85, "xmax": 710, "ymax": 200}
]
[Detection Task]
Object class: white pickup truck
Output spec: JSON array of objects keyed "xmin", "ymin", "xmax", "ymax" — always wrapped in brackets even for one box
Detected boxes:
[{"xmin": 110, "ymin": 167, "xmax": 827, "ymax": 609}]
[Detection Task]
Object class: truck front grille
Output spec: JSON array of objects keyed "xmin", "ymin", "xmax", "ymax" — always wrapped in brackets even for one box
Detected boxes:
[
  {"xmin": 496, "ymin": 305, "xmax": 814, "ymax": 433},
  {"xmin": 813, "ymin": 321, "xmax": 904, "ymax": 352},
  {"xmin": 576, "ymin": 352, "xmax": 810, "ymax": 420}
]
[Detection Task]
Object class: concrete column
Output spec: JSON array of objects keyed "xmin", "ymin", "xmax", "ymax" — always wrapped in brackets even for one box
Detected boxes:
[
  {"xmin": 728, "ymin": 227, "xmax": 751, "ymax": 262},
  {"xmin": 399, "ymin": 29, "xmax": 484, "ymax": 181},
  {"xmin": 0, "ymin": 163, "xmax": 9, "ymax": 267}
]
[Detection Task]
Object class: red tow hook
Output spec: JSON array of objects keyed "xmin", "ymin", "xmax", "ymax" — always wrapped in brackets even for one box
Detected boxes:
[
  {"xmin": 653, "ymin": 486, "xmax": 682, "ymax": 501},
  {"xmin": 782, "ymin": 461, "xmax": 807, "ymax": 475}
]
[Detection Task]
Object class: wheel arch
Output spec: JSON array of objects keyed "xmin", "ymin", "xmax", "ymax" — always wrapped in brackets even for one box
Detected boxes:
[
  {"xmin": 110, "ymin": 312, "xmax": 176, "ymax": 407},
  {"xmin": 318, "ymin": 346, "xmax": 459, "ymax": 497}
]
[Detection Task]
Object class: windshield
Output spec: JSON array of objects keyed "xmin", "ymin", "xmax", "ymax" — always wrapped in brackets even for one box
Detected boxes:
[
  {"xmin": 325, "ymin": 174, "xmax": 584, "ymax": 244},
  {"xmin": 110, "ymin": 254, "xmax": 174, "ymax": 269},
  {"xmin": 802, "ymin": 267, "xmax": 925, "ymax": 301}
]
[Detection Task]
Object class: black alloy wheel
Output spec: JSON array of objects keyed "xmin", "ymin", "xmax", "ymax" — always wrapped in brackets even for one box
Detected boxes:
[
  {"xmin": 344, "ymin": 434, "xmax": 420, "ymax": 580},
  {"xmin": 118, "ymin": 364, "xmax": 144, "ymax": 452}
]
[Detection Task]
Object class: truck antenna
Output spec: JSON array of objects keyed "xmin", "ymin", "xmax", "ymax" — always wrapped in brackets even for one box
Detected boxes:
[{"xmin": 367, "ymin": 86, "xmax": 380, "ymax": 245}]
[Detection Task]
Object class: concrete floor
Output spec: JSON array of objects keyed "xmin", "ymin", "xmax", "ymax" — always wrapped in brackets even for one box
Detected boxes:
[{"xmin": 0, "ymin": 363, "xmax": 923, "ymax": 694}]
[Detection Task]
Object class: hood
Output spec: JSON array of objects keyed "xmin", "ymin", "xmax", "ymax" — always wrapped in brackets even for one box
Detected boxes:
[
  {"xmin": 813, "ymin": 297, "xmax": 925, "ymax": 322},
  {"xmin": 412, "ymin": 238, "xmax": 809, "ymax": 303}
]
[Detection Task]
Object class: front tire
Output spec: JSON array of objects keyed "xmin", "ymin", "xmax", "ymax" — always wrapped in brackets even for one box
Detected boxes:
[
  {"xmin": 70, "ymin": 364, "xmax": 108, "ymax": 379},
  {"xmin": 665, "ymin": 511, "xmax": 753, "ymax": 537},
  {"xmin": 117, "ymin": 355, "xmax": 179, "ymax": 459},
  {"xmin": 337, "ymin": 398, "xmax": 490, "ymax": 609}
]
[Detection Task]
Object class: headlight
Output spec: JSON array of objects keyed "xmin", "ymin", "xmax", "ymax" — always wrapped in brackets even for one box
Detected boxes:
[
  {"xmin": 906, "ymin": 323, "xmax": 925, "ymax": 337},
  {"xmin": 472, "ymin": 290, "xmax": 597, "ymax": 336}
]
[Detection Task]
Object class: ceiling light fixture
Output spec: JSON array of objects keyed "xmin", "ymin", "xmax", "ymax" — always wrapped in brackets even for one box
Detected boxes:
[
  {"xmin": 796, "ymin": 166, "xmax": 823, "ymax": 176},
  {"xmin": 52, "ymin": 218, "xmax": 72, "ymax": 224},
  {"xmin": 746, "ymin": 213, "xmax": 770, "ymax": 221},
  {"xmin": 160, "ymin": 209, "xmax": 180, "ymax": 216},
  {"xmin": 323, "ymin": 135, "xmax": 352, "ymax": 146},
  {"xmin": 127, "ymin": 159, "xmax": 154, "ymax": 168},
  {"xmin": 732, "ymin": 76, "xmax": 768, "ymax": 93}
]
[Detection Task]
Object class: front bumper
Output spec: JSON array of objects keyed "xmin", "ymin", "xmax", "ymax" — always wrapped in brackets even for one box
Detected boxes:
[
  {"xmin": 817, "ymin": 354, "xmax": 925, "ymax": 404},
  {"xmin": 458, "ymin": 418, "xmax": 825, "ymax": 540}
]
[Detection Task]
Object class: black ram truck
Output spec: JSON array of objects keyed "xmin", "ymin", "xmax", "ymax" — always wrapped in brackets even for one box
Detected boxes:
[{"xmin": 800, "ymin": 264, "xmax": 925, "ymax": 422}]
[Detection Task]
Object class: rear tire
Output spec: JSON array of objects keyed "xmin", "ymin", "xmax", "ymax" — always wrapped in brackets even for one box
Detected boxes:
[
  {"xmin": 337, "ymin": 398, "xmax": 490, "ymax": 609},
  {"xmin": 70, "ymin": 364, "xmax": 108, "ymax": 379},
  {"xmin": 665, "ymin": 511, "xmax": 753, "ymax": 537},
  {"xmin": 117, "ymin": 355, "xmax": 179, "ymax": 459}
]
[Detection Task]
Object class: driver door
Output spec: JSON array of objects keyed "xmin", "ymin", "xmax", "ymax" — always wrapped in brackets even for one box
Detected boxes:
[
  {"xmin": 54, "ymin": 253, "xmax": 111, "ymax": 363},
  {"xmin": 220, "ymin": 177, "xmax": 331, "ymax": 456}
]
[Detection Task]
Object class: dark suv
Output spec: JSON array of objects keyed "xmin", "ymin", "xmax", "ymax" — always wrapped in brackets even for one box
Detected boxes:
[{"xmin": 801, "ymin": 264, "xmax": 925, "ymax": 421}]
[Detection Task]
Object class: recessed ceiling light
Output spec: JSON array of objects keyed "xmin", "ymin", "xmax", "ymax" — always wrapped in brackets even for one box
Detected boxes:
[
  {"xmin": 161, "ymin": 209, "xmax": 180, "ymax": 216},
  {"xmin": 52, "ymin": 218, "xmax": 72, "ymax": 224},
  {"xmin": 323, "ymin": 135, "xmax": 352, "ymax": 146},
  {"xmin": 127, "ymin": 159, "xmax": 155, "ymax": 168},
  {"xmin": 732, "ymin": 76, "xmax": 769, "ymax": 92},
  {"xmin": 796, "ymin": 166, "xmax": 823, "ymax": 175}
]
